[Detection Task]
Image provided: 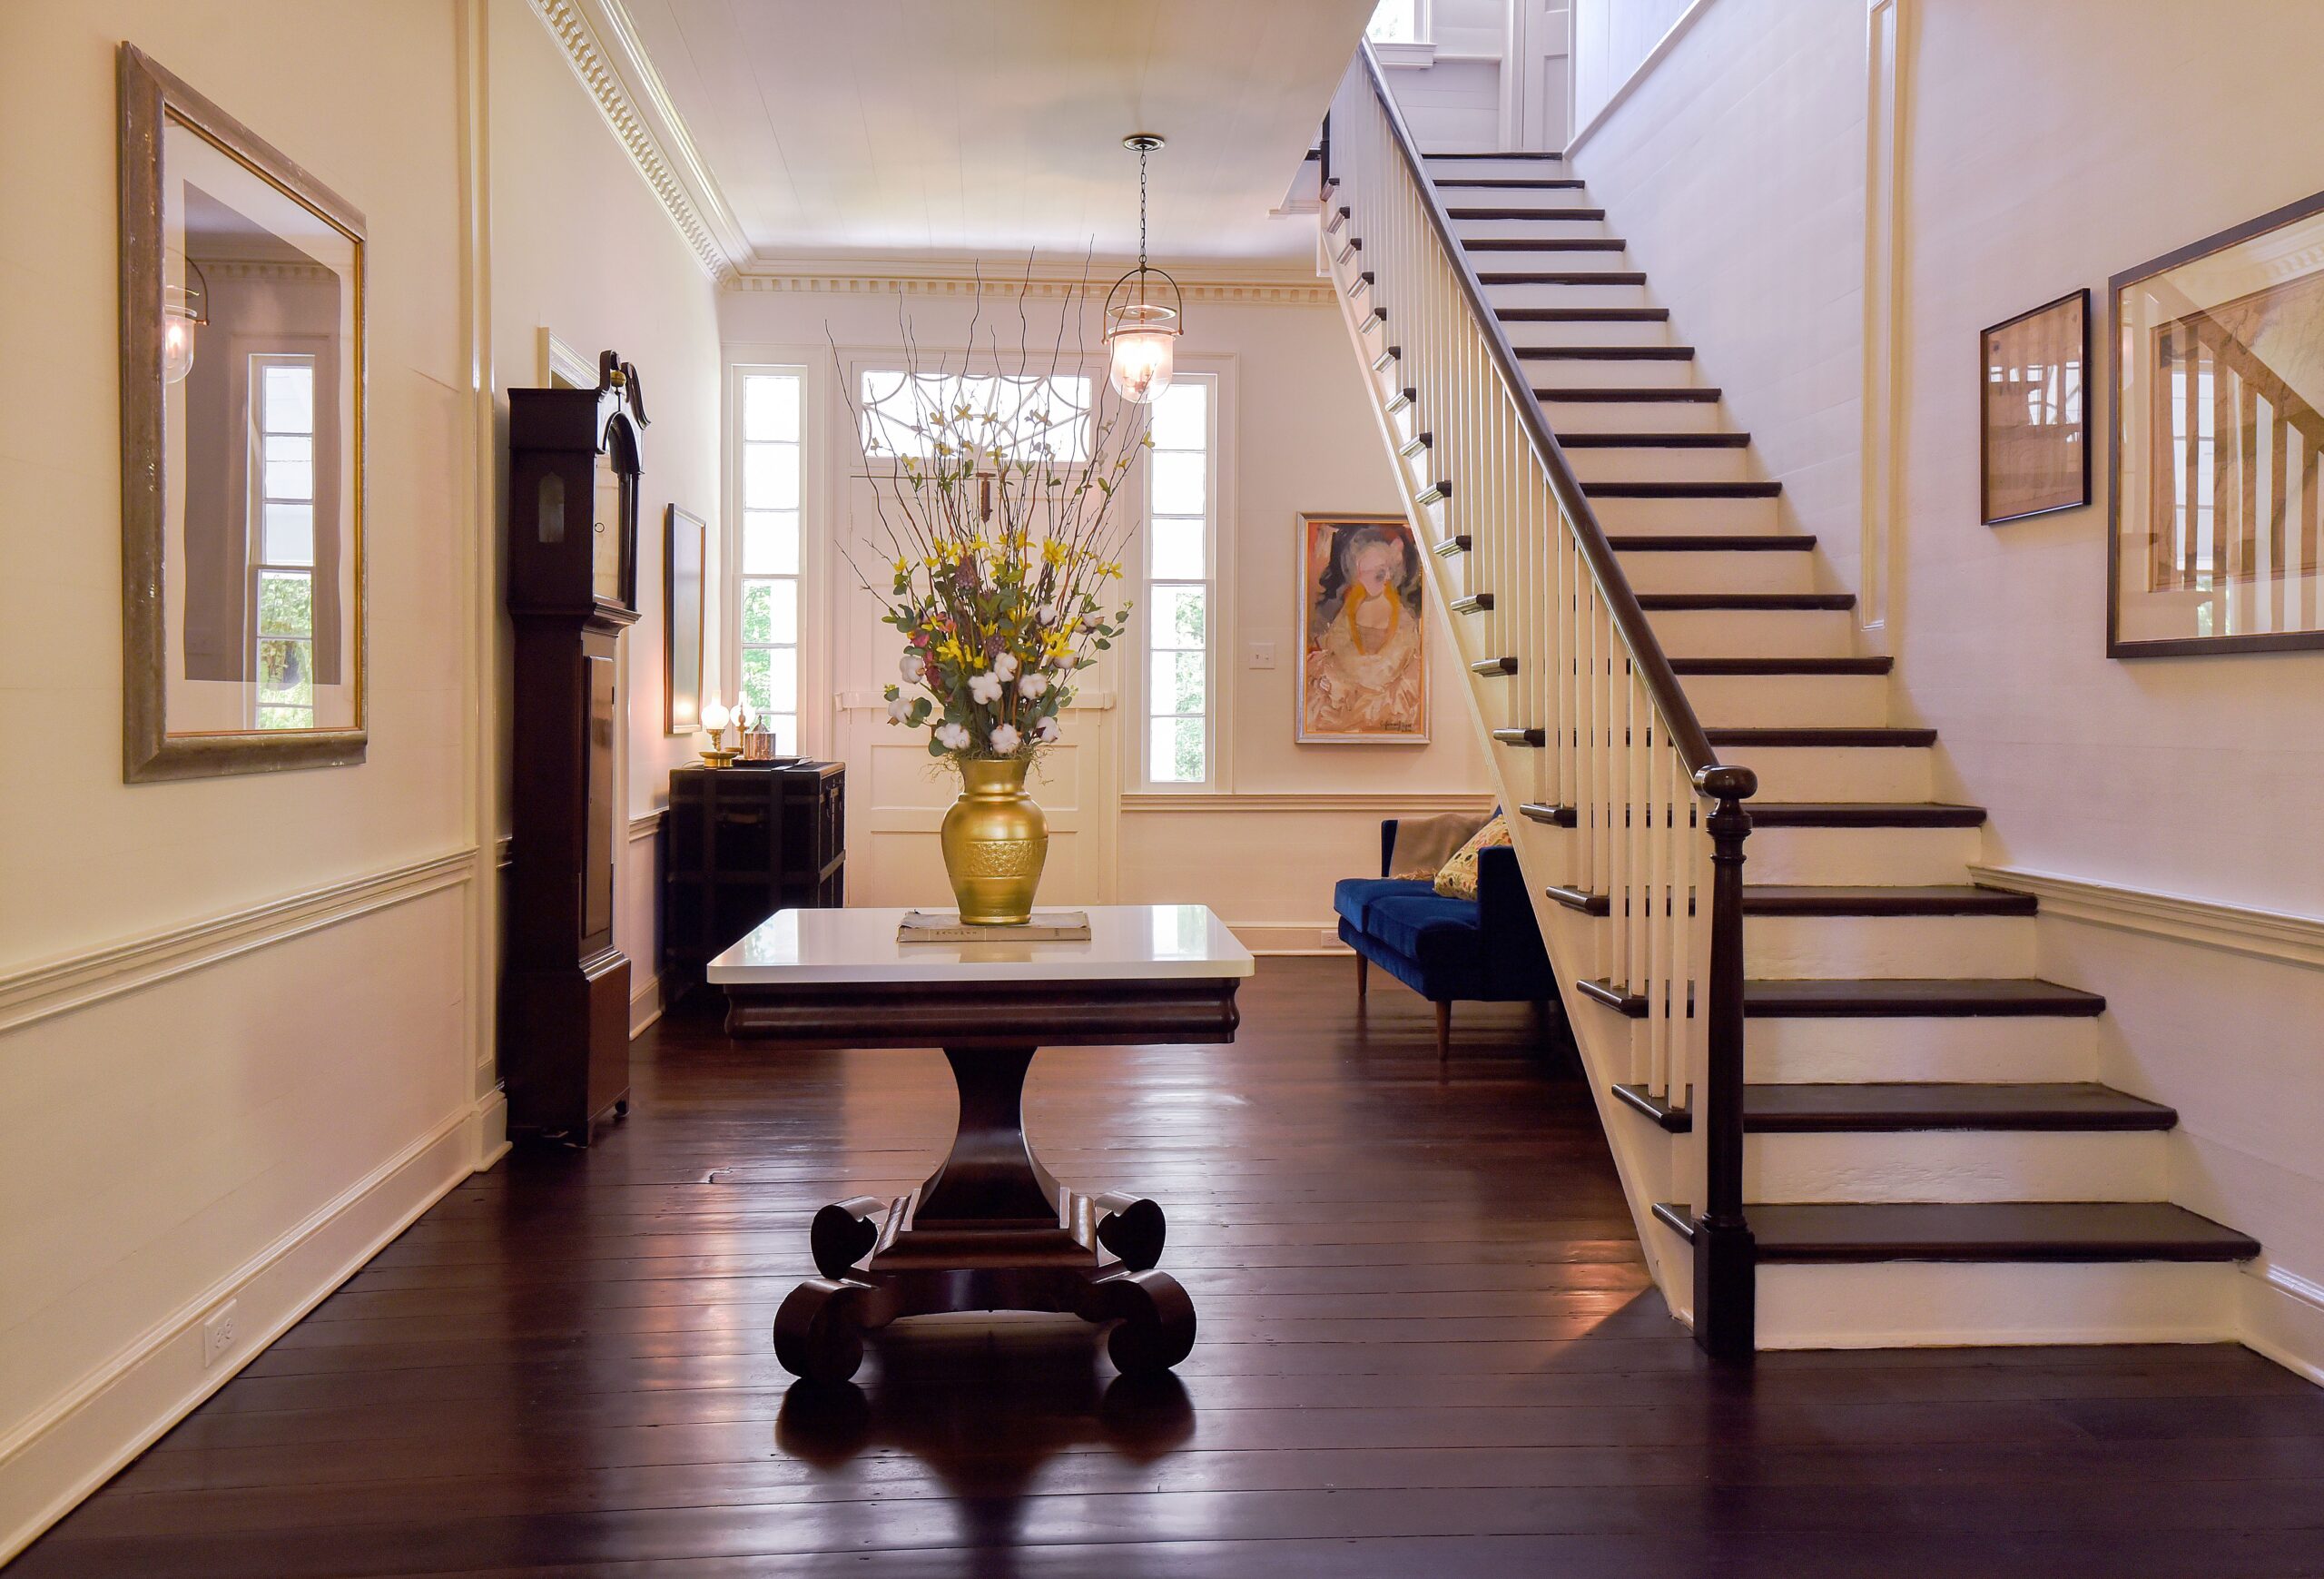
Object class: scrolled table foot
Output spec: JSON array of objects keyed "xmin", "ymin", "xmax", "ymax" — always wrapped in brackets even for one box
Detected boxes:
[
  {"xmin": 774, "ymin": 1278, "xmax": 878, "ymax": 1383},
  {"xmin": 1082, "ymin": 1268, "xmax": 1197, "ymax": 1376},
  {"xmin": 809, "ymin": 1196, "xmax": 887, "ymax": 1279},
  {"xmin": 1091, "ymin": 1191, "xmax": 1167, "ymax": 1271}
]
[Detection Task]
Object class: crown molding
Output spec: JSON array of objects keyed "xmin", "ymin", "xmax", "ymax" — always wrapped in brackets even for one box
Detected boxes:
[
  {"xmin": 726, "ymin": 266, "xmax": 1334, "ymax": 306},
  {"xmin": 528, "ymin": 0, "xmax": 744, "ymax": 281}
]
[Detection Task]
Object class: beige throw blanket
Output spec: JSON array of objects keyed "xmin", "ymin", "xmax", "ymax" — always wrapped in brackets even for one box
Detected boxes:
[{"xmin": 1387, "ymin": 811, "xmax": 1491, "ymax": 881}]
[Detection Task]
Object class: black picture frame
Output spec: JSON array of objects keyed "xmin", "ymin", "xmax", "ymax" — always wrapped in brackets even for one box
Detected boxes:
[
  {"xmin": 1979, "ymin": 288, "xmax": 2091, "ymax": 527},
  {"xmin": 2108, "ymin": 186, "xmax": 2324, "ymax": 657}
]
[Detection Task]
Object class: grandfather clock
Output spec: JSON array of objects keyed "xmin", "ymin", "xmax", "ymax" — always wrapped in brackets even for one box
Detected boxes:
[{"xmin": 504, "ymin": 351, "xmax": 647, "ymax": 1143}]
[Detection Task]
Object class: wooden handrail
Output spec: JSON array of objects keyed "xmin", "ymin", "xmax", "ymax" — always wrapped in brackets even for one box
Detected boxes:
[{"xmin": 1354, "ymin": 43, "xmax": 1740, "ymax": 803}]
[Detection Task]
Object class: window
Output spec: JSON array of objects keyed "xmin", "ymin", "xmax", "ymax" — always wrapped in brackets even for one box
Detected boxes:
[
  {"xmin": 858, "ymin": 370, "xmax": 1092, "ymax": 463},
  {"xmin": 735, "ymin": 369, "xmax": 804, "ymax": 753},
  {"xmin": 1142, "ymin": 376, "xmax": 1217, "ymax": 786},
  {"xmin": 1366, "ymin": 0, "xmax": 1426, "ymax": 45},
  {"xmin": 251, "ymin": 355, "xmax": 316, "ymax": 730}
]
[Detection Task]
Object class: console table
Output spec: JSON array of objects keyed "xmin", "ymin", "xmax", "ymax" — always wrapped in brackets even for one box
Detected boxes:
[{"xmin": 706, "ymin": 905, "xmax": 1253, "ymax": 1383}]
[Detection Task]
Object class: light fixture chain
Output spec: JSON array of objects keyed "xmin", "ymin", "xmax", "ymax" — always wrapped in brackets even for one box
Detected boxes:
[{"xmin": 1138, "ymin": 142, "xmax": 1149, "ymax": 271}]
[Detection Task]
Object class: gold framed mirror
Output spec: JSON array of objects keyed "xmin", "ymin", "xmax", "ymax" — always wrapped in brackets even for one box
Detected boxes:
[{"xmin": 118, "ymin": 44, "xmax": 367, "ymax": 781}]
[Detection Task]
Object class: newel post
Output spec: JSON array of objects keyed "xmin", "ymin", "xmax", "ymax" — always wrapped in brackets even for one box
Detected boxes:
[{"xmin": 1692, "ymin": 763, "xmax": 1758, "ymax": 1362}]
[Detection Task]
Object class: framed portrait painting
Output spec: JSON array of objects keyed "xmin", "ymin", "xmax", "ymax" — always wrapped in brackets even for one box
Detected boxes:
[
  {"xmin": 2111, "ymin": 188, "xmax": 2324, "ymax": 656},
  {"xmin": 1296, "ymin": 512, "xmax": 1428, "ymax": 745},
  {"xmin": 1981, "ymin": 289, "xmax": 2089, "ymax": 525}
]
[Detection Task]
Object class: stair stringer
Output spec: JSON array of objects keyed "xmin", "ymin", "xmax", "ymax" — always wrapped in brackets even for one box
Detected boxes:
[{"xmin": 1322, "ymin": 242, "xmax": 1704, "ymax": 1336}]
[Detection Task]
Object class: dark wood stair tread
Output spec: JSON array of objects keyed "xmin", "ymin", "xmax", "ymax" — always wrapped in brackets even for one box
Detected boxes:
[
  {"xmin": 1577, "ymin": 976, "xmax": 2105, "ymax": 1018},
  {"xmin": 1704, "ymin": 725, "xmax": 1933, "ymax": 745},
  {"xmin": 1749, "ymin": 801, "xmax": 1987, "ymax": 827},
  {"xmin": 1435, "ymin": 178, "xmax": 1587, "ymax": 189},
  {"xmin": 1427, "ymin": 150, "xmax": 1566, "ymax": 160},
  {"xmin": 1614, "ymin": 1081, "xmax": 2175, "ymax": 1134},
  {"xmin": 1482, "ymin": 271, "xmax": 1649, "ymax": 285},
  {"xmin": 1652, "ymin": 1200, "xmax": 2258, "ymax": 1263},
  {"xmin": 1450, "ymin": 206, "xmax": 1608, "ymax": 220},
  {"xmin": 1517, "ymin": 345, "xmax": 1696, "ymax": 360},
  {"xmin": 1743, "ymin": 884, "xmax": 2035, "ymax": 916},
  {"xmin": 1496, "ymin": 306, "xmax": 1668, "ymax": 321},
  {"xmin": 1670, "ymin": 656, "xmax": 1893, "ymax": 675},
  {"xmin": 1640, "ymin": 593, "xmax": 1855, "ymax": 611},
  {"xmin": 1610, "ymin": 533, "xmax": 1811, "ymax": 550},
  {"xmin": 1464, "ymin": 237, "xmax": 1626, "ymax": 251},
  {"xmin": 1562, "ymin": 432, "xmax": 1750, "ymax": 449},
  {"xmin": 1536, "ymin": 386, "xmax": 1722, "ymax": 401},
  {"xmin": 1586, "ymin": 480, "xmax": 1782, "ymax": 498}
]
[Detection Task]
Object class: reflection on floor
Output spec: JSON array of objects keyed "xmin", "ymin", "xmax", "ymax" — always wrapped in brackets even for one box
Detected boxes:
[{"xmin": 20, "ymin": 956, "xmax": 2324, "ymax": 1576}]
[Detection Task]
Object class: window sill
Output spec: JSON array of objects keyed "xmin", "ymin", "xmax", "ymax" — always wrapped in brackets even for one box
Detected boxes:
[{"xmin": 1372, "ymin": 40, "xmax": 1438, "ymax": 68}]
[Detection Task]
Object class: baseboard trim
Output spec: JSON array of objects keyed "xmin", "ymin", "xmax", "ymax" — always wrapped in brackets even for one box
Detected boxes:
[
  {"xmin": 0, "ymin": 850, "xmax": 477, "ymax": 1035},
  {"xmin": 1229, "ymin": 923, "xmax": 1351, "ymax": 956},
  {"xmin": 466, "ymin": 1087, "xmax": 511, "ymax": 1174},
  {"xmin": 2242, "ymin": 1263, "xmax": 2324, "ymax": 1388},
  {"xmin": 0, "ymin": 1102, "xmax": 474, "ymax": 1563},
  {"xmin": 629, "ymin": 972, "xmax": 665, "ymax": 1037},
  {"xmin": 1968, "ymin": 864, "xmax": 2324, "ymax": 970}
]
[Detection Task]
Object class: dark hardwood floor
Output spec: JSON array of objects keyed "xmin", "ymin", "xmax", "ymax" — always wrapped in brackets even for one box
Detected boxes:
[{"xmin": 22, "ymin": 957, "xmax": 2324, "ymax": 1577}]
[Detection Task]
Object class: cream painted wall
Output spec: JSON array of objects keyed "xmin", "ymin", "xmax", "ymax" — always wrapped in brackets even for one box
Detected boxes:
[
  {"xmin": 1569, "ymin": 0, "xmax": 2324, "ymax": 1374},
  {"xmin": 485, "ymin": 0, "xmax": 723, "ymax": 1021},
  {"xmin": 1571, "ymin": 0, "xmax": 1699, "ymax": 131},
  {"xmin": 717, "ymin": 286, "xmax": 1493, "ymax": 942},
  {"xmin": 0, "ymin": 0, "xmax": 479, "ymax": 1555}
]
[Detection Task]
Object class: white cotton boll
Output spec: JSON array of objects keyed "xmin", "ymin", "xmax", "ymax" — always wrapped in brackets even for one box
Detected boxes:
[
  {"xmin": 992, "ymin": 652, "xmax": 1019, "ymax": 681},
  {"xmin": 968, "ymin": 671, "xmax": 1004, "ymax": 706},
  {"xmin": 1081, "ymin": 612, "xmax": 1104, "ymax": 630},
  {"xmin": 1038, "ymin": 602, "xmax": 1059, "ymax": 625},
  {"xmin": 935, "ymin": 722, "xmax": 971, "ymax": 751},
  {"xmin": 900, "ymin": 652, "xmax": 925, "ymax": 684},
  {"xmin": 1019, "ymin": 671, "xmax": 1050, "ymax": 699},
  {"xmin": 989, "ymin": 723, "xmax": 1022, "ymax": 754},
  {"xmin": 887, "ymin": 697, "xmax": 909, "ymax": 724},
  {"xmin": 1033, "ymin": 715, "xmax": 1061, "ymax": 743}
]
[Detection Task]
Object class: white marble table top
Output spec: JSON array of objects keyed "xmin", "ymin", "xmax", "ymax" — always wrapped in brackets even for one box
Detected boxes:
[{"xmin": 707, "ymin": 904, "xmax": 1255, "ymax": 985}]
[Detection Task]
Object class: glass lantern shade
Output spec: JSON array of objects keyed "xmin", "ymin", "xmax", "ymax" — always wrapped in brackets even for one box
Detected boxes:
[
  {"xmin": 162, "ymin": 282, "xmax": 203, "ymax": 385},
  {"xmin": 1105, "ymin": 298, "xmax": 1180, "ymax": 406}
]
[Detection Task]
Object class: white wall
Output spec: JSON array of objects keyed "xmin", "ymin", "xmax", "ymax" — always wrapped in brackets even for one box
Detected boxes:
[
  {"xmin": 1569, "ymin": 0, "xmax": 2324, "ymax": 1378},
  {"xmin": 1381, "ymin": 0, "xmax": 1510, "ymax": 152},
  {"xmin": 0, "ymin": 0, "xmax": 727, "ymax": 1554},
  {"xmin": 718, "ymin": 285, "xmax": 1493, "ymax": 948},
  {"xmin": 484, "ymin": 0, "xmax": 724, "ymax": 1030},
  {"xmin": 1571, "ymin": 0, "xmax": 1699, "ymax": 131}
]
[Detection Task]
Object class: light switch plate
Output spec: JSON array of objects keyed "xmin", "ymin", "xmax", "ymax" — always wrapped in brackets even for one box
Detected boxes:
[{"xmin": 1247, "ymin": 640, "xmax": 1277, "ymax": 669}]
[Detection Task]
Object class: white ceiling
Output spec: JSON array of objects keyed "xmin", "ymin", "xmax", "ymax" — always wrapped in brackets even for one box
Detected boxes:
[{"xmin": 601, "ymin": 0, "xmax": 1374, "ymax": 274}]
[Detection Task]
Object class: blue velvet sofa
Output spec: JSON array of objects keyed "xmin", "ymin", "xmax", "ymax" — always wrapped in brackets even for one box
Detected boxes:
[{"xmin": 1333, "ymin": 819, "xmax": 1562, "ymax": 1062}]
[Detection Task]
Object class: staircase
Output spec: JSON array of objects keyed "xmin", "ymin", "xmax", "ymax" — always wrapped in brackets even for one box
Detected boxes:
[{"xmin": 1323, "ymin": 47, "xmax": 2259, "ymax": 1354}]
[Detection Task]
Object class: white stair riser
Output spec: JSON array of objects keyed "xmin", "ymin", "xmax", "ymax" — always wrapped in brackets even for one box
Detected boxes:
[
  {"xmin": 1710, "ymin": 744, "xmax": 1935, "ymax": 802},
  {"xmin": 1437, "ymin": 186, "xmax": 1599, "ymax": 212},
  {"xmin": 1745, "ymin": 913, "xmax": 2035, "ymax": 980},
  {"xmin": 1649, "ymin": 607, "xmax": 1860, "ymax": 659},
  {"xmin": 1745, "ymin": 1129, "xmax": 2166, "ymax": 1204},
  {"xmin": 1536, "ymin": 399, "xmax": 1729, "ymax": 433},
  {"xmin": 1499, "ymin": 317, "xmax": 1676, "ymax": 350},
  {"xmin": 1423, "ymin": 156, "xmax": 1571, "ymax": 181},
  {"xmin": 1588, "ymin": 494, "xmax": 1777, "ymax": 533},
  {"xmin": 1565, "ymin": 446, "xmax": 1757, "ymax": 484},
  {"xmin": 1483, "ymin": 280, "xmax": 1653, "ymax": 310},
  {"xmin": 1518, "ymin": 357, "xmax": 1702, "ymax": 390},
  {"xmin": 1452, "ymin": 215, "xmax": 1615, "ymax": 240},
  {"xmin": 1753, "ymin": 1261, "xmax": 2237, "ymax": 1349},
  {"xmin": 1744, "ymin": 823, "xmax": 1982, "ymax": 885},
  {"xmin": 1746, "ymin": 1015, "xmax": 2097, "ymax": 1084},
  {"xmin": 1469, "ymin": 246, "xmax": 1636, "ymax": 273},
  {"xmin": 1616, "ymin": 548, "xmax": 1815, "ymax": 594},
  {"xmin": 1680, "ymin": 672, "xmax": 1889, "ymax": 729}
]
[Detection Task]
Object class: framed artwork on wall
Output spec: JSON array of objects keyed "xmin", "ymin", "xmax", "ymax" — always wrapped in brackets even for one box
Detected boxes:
[
  {"xmin": 1981, "ymin": 288, "xmax": 2089, "ymax": 525},
  {"xmin": 665, "ymin": 504, "xmax": 706, "ymax": 735},
  {"xmin": 2111, "ymin": 188, "xmax": 2324, "ymax": 656},
  {"xmin": 1296, "ymin": 512, "xmax": 1429, "ymax": 745}
]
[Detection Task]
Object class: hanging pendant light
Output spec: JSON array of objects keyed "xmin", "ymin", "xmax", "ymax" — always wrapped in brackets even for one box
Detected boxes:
[{"xmin": 1104, "ymin": 133, "xmax": 1183, "ymax": 405}]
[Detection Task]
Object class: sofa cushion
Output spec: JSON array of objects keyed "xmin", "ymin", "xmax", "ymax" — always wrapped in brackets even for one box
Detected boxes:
[
  {"xmin": 1433, "ymin": 812, "xmax": 1512, "ymax": 901},
  {"xmin": 1334, "ymin": 876, "xmax": 1435, "ymax": 932},
  {"xmin": 1365, "ymin": 893, "xmax": 1485, "ymax": 974}
]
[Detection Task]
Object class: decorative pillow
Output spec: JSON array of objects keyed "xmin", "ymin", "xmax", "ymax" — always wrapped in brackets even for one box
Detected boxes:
[
  {"xmin": 1388, "ymin": 811, "xmax": 1491, "ymax": 881},
  {"xmin": 1433, "ymin": 813, "xmax": 1512, "ymax": 901}
]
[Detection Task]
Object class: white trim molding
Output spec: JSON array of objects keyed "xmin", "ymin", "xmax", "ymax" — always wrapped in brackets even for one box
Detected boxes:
[
  {"xmin": 2243, "ymin": 1263, "xmax": 2324, "ymax": 1388},
  {"xmin": 1969, "ymin": 864, "xmax": 2324, "ymax": 971},
  {"xmin": 1120, "ymin": 791, "xmax": 1495, "ymax": 814},
  {"xmin": 1858, "ymin": 0, "xmax": 1911, "ymax": 636},
  {"xmin": 627, "ymin": 808, "xmax": 666, "ymax": 842},
  {"xmin": 726, "ymin": 268, "xmax": 1334, "ymax": 305},
  {"xmin": 0, "ymin": 851, "xmax": 477, "ymax": 1036}
]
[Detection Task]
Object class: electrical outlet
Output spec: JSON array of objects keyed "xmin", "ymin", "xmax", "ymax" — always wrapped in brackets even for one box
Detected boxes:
[
  {"xmin": 1247, "ymin": 640, "xmax": 1277, "ymax": 669},
  {"xmin": 201, "ymin": 1300, "xmax": 237, "ymax": 1369}
]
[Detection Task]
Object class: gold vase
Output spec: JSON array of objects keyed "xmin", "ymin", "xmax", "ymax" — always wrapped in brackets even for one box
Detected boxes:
[{"xmin": 940, "ymin": 757, "xmax": 1049, "ymax": 925}]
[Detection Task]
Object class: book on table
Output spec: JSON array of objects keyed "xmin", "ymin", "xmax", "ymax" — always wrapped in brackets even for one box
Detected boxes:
[{"xmin": 897, "ymin": 910, "xmax": 1093, "ymax": 942}]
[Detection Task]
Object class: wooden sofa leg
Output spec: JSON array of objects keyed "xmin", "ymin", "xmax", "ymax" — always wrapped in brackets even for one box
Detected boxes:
[
  {"xmin": 1434, "ymin": 1001, "xmax": 1451, "ymax": 1065},
  {"xmin": 1355, "ymin": 953, "xmax": 1368, "ymax": 999}
]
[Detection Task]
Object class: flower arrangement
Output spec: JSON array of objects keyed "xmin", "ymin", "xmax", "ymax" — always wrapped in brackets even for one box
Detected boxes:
[{"xmin": 850, "ymin": 286, "xmax": 1147, "ymax": 765}]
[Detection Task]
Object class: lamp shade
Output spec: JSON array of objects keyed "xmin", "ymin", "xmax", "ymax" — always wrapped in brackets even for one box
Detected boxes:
[{"xmin": 1108, "ymin": 311, "xmax": 1177, "ymax": 404}]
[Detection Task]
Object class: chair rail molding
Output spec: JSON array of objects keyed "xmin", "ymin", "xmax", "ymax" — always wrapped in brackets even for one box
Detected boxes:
[
  {"xmin": 0, "ymin": 851, "xmax": 477, "ymax": 1036},
  {"xmin": 1119, "ymin": 792, "xmax": 1496, "ymax": 814},
  {"xmin": 1968, "ymin": 864, "xmax": 2324, "ymax": 970}
]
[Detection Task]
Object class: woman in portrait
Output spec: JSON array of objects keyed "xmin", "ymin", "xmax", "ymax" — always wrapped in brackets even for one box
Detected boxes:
[{"xmin": 1303, "ymin": 521, "xmax": 1425, "ymax": 739}]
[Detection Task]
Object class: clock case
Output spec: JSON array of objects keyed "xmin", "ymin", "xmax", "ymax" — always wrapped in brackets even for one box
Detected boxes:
[{"xmin": 503, "ymin": 352, "xmax": 647, "ymax": 1143}]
